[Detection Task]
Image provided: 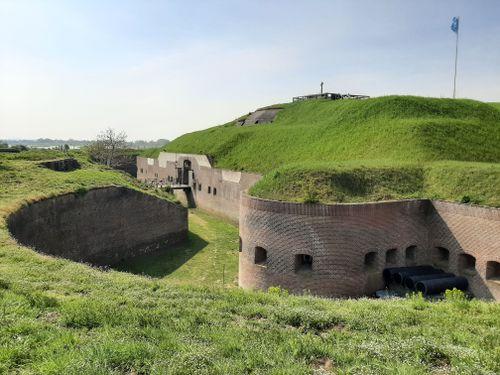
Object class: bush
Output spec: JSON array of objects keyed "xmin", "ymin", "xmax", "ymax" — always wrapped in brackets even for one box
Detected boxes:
[
  {"xmin": 268, "ymin": 286, "xmax": 289, "ymax": 297},
  {"xmin": 444, "ymin": 288, "xmax": 468, "ymax": 306}
]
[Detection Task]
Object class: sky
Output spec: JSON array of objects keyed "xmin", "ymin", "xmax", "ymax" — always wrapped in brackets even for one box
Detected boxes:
[{"xmin": 1, "ymin": 0, "xmax": 499, "ymax": 141}]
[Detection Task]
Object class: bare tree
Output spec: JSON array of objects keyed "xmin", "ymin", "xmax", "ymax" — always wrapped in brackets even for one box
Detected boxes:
[{"xmin": 87, "ymin": 128, "xmax": 128, "ymax": 167}]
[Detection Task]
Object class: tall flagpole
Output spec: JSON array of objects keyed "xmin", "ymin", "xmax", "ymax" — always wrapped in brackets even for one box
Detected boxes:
[{"xmin": 453, "ymin": 17, "xmax": 459, "ymax": 99}]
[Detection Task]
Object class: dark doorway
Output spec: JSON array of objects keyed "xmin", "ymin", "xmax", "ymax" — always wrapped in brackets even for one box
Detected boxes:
[{"xmin": 182, "ymin": 160, "xmax": 192, "ymax": 185}]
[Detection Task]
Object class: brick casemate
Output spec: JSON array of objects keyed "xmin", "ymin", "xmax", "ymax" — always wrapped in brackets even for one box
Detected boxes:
[{"xmin": 239, "ymin": 194, "xmax": 500, "ymax": 300}]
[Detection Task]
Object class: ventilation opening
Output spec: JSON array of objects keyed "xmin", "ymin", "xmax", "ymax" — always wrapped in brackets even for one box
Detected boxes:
[
  {"xmin": 239, "ymin": 237, "xmax": 242, "ymax": 253},
  {"xmin": 295, "ymin": 254, "xmax": 313, "ymax": 272},
  {"xmin": 458, "ymin": 253, "xmax": 476, "ymax": 274},
  {"xmin": 405, "ymin": 245, "xmax": 417, "ymax": 265},
  {"xmin": 254, "ymin": 246, "xmax": 267, "ymax": 265},
  {"xmin": 386, "ymin": 248, "xmax": 397, "ymax": 264},
  {"xmin": 364, "ymin": 251, "xmax": 377, "ymax": 271},
  {"xmin": 485, "ymin": 261, "xmax": 500, "ymax": 280}
]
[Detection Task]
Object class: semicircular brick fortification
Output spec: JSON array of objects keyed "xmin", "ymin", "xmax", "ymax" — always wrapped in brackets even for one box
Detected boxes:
[
  {"xmin": 8, "ymin": 187, "xmax": 188, "ymax": 265},
  {"xmin": 239, "ymin": 194, "xmax": 500, "ymax": 300}
]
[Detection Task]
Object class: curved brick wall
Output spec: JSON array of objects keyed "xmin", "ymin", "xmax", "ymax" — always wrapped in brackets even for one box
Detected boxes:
[
  {"xmin": 8, "ymin": 187, "xmax": 188, "ymax": 265},
  {"xmin": 239, "ymin": 194, "xmax": 500, "ymax": 300}
]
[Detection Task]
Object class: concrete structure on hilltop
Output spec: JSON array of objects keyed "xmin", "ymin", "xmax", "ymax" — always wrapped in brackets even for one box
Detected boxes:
[
  {"xmin": 236, "ymin": 107, "xmax": 283, "ymax": 126},
  {"xmin": 292, "ymin": 92, "xmax": 370, "ymax": 102},
  {"xmin": 137, "ymin": 153, "xmax": 500, "ymax": 300}
]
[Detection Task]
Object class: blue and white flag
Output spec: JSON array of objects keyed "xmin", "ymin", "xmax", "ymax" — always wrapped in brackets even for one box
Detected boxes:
[{"xmin": 451, "ymin": 17, "xmax": 459, "ymax": 33}]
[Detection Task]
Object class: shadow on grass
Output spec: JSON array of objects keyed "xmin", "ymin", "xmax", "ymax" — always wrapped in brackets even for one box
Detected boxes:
[{"xmin": 113, "ymin": 231, "xmax": 209, "ymax": 278}]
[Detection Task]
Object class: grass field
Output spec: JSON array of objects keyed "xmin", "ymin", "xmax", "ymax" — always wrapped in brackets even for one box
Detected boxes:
[
  {"xmin": 164, "ymin": 96, "xmax": 500, "ymax": 206},
  {"xmin": 116, "ymin": 209, "xmax": 239, "ymax": 287},
  {"xmin": 0, "ymin": 150, "xmax": 499, "ymax": 374}
]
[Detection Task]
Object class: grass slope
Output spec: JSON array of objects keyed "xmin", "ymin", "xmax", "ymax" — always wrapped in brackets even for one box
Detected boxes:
[
  {"xmin": 250, "ymin": 160, "xmax": 500, "ymax": 206},
  {"xmin": 1, "ymin": 151, "xmax": 499, "ymax": 374},
  {"xmin": 164, "ymin": 96, "xmax": 500, "ymax": 206},
  {"xmin": 165, "ymin": 96, "xmax": 500, "ymax": 171}
]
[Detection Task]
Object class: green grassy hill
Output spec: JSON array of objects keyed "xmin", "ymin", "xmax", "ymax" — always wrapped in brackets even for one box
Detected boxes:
[
  {"xmin": 0, "ymin": 151, "xmax": 499, "ymax": 374},
  {"xmin": 164, "ymin": 96, "xmax": 500, "ymax": 206}
]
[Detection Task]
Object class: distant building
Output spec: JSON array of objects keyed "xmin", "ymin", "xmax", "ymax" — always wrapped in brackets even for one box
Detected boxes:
[{"xmin": 292, "ymin": 92, "xmax": 369, "ymax": 102}]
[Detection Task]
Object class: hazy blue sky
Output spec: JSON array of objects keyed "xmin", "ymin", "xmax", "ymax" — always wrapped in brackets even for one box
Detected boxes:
[{"xmin": 1, "ymin": 0, "xmax": 499, "ymax": 140}]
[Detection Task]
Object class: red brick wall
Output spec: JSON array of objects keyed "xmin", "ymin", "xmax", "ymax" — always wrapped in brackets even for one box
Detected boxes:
[
  {"xmin": 239, "ymin": 194, "xmax": 500, "ymax": 300},
  {"xmin": 428, "ymin": 201, "xmax": 500, "ymax": 300}
]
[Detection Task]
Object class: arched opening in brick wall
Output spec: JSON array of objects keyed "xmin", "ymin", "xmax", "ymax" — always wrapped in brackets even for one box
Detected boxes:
[
  {"xmin": 254, "ymin": 246, "xmax": 267, "ymax": 265},
  {"xmin": 485, "ymin": 261, "xmax": 500, "ymax": 280},
  {"xmin": 364, "ymin": 251, "xmax": 377, "ymax": 271},
  {"xmin": 434, "ymin": 246, "xmax": 450, "ymax": 263},
  {"xmin": 431, "ymin": 246, "xmax": 450, "ymax": 269},
  {"xmin": 239, "ymin": 237, "xmax": 242, "ymax": 252},
  {"xmin": 458, "ymin": 253, "xmax": 476, "ymax": 274},
  {"xmin": 405, "ymin": 245, "xmax": 417, "ymax": 265},
  {"xmin": 385, "ymin": 248, "xmax": 397, "ymax": 265},
  {"xmin": 295, "ymin": 254, "xmax": 313, "ymax": 272}
]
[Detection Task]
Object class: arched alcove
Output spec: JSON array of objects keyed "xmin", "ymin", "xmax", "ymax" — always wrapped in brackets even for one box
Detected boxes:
[
  {"xmin": 254, "ymin": 246, "xmax": 267, "ymax": 265},
  {"xmin": 385, "ymin": 248, "xmax": 397, "ymax": 265},
  {"xmin": 364, "ymin": 251, "xmax": 377, "ymax": 271}
]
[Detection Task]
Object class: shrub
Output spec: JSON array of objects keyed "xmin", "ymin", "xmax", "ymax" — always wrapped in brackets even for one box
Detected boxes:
[
  {"xmin": 268, "ymin": 286, "xmax": 289, "ymax": 297},
  {"xmin": 444, "ymin": 288, "xmax": 468, "ymax": 307}
]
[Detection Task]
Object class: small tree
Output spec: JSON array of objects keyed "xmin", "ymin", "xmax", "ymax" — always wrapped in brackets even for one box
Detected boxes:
[{"xmin": 88, "ymin": 128, "xmax": 127, "ymax": 167}]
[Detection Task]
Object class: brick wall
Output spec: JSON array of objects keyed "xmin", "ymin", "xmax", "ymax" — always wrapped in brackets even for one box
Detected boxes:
[
  {"xmin": 239, "ymin": 194, "xmax": 500, "ymax": 300},
  {"xmin": 8, "ymin": 187, "xmax": 188, "ymax": 265},
  {"xmin": 428, "ymin": 201, "xmax": 500, "ymax": 300}
]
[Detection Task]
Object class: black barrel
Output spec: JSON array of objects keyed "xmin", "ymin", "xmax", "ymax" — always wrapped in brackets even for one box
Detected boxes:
[
  {"xmin": 383, "ymin": 265, "xmax": 435, "ymax": 284},
  {"xmin": 393, "ymin": 266, "xmax": 439, "ymax": 285},
  {"xmin": 405, "ymin": 273, "xmax": 455, "ymax": 290},
  {"xmin": 415, "ymin": 276, "xmax": 468, "ymax": 296}
]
